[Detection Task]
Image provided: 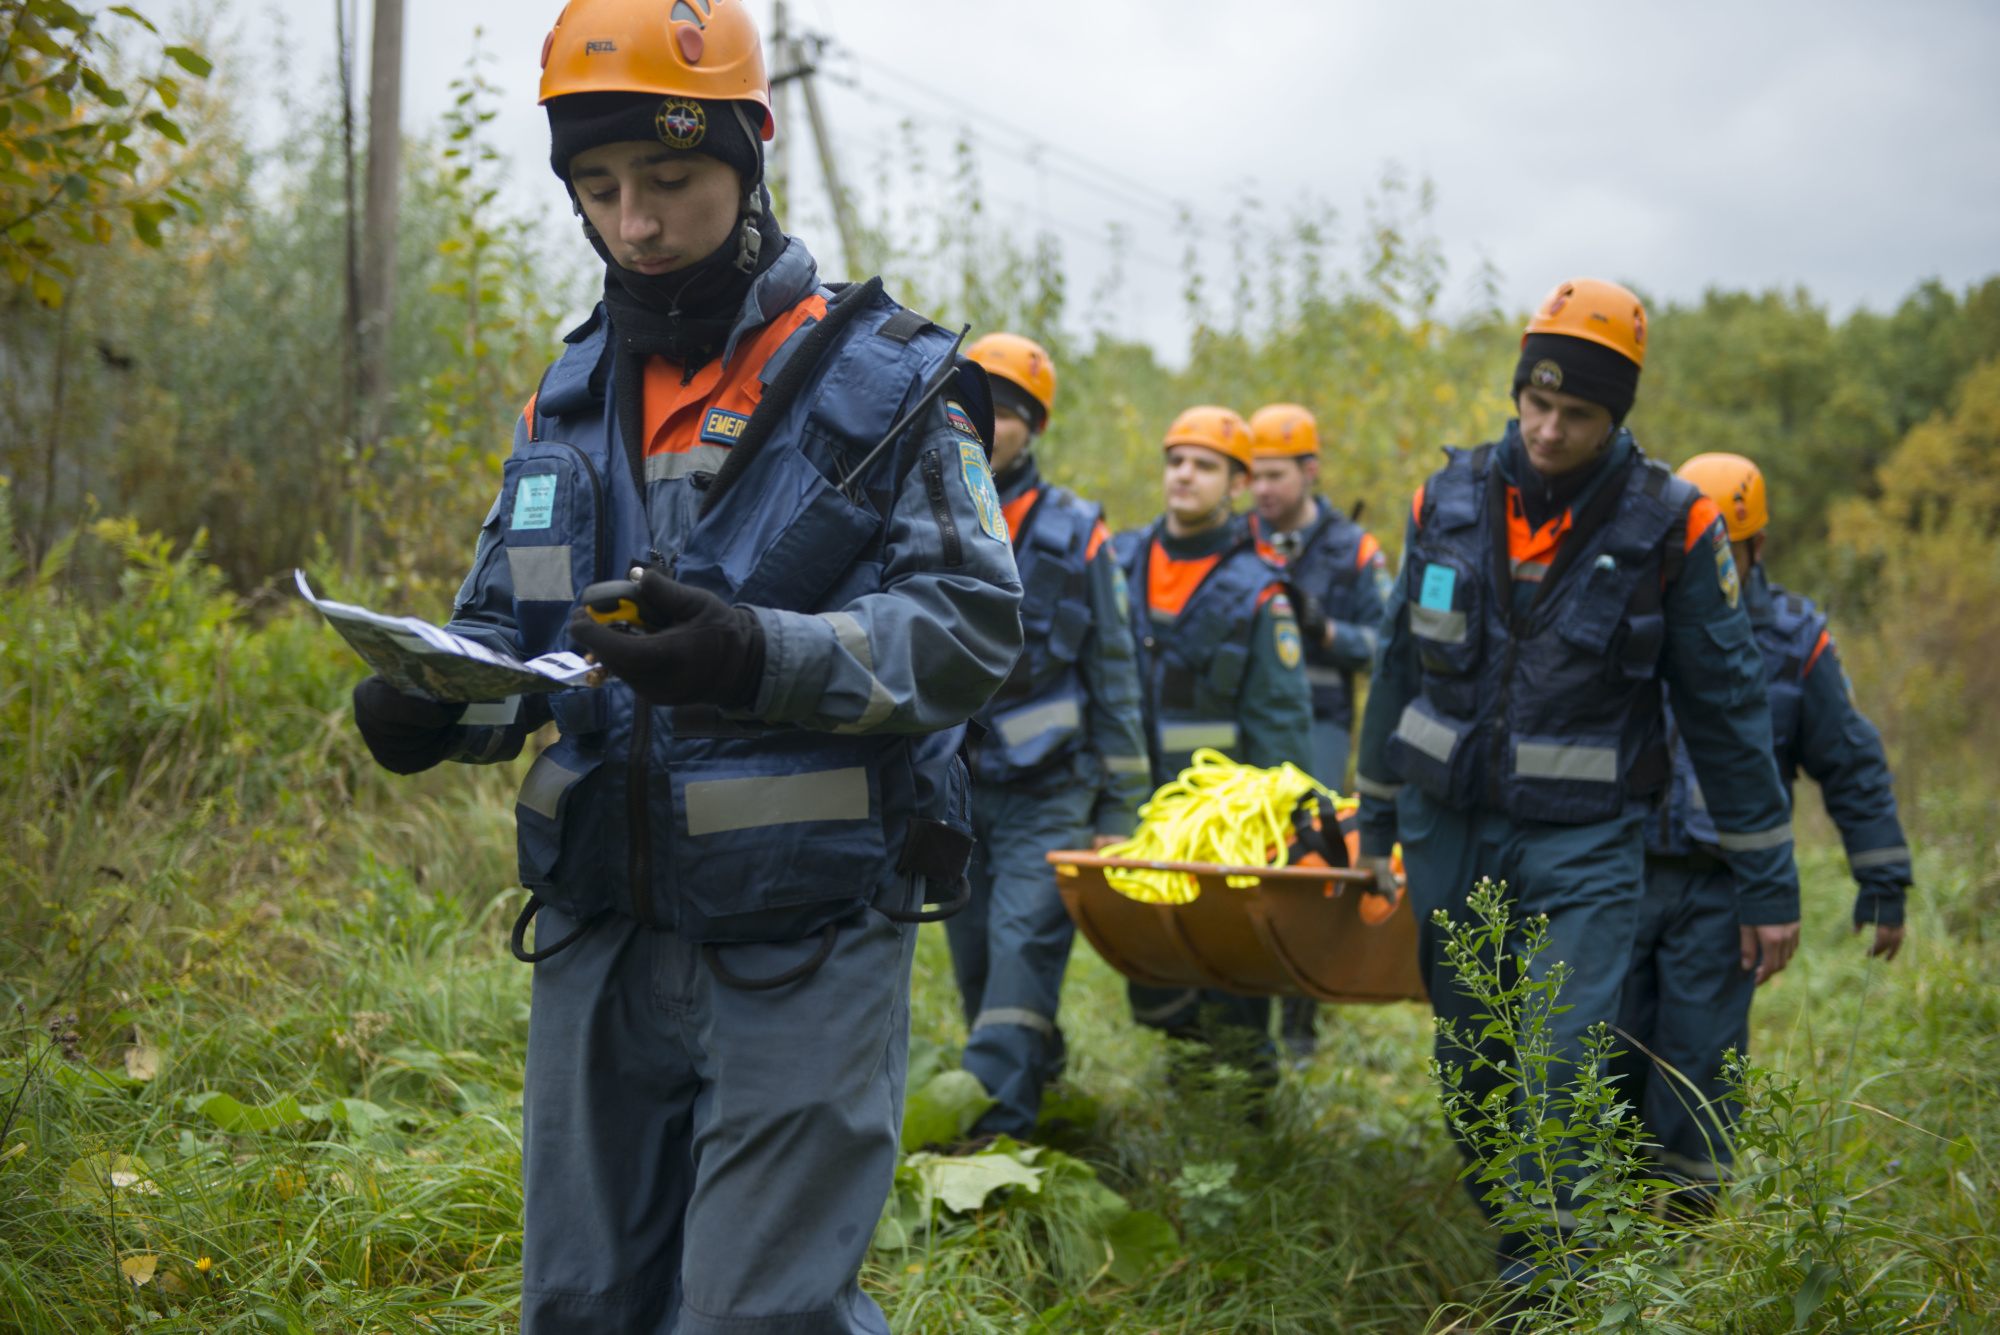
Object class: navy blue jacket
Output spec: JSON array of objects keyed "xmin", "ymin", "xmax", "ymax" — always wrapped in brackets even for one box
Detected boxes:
[
  {"xmin": 1649, "ymin": 564, "xmax": 1911, "ymax": 927},
  {"xmin": 1357, "ymin": 426, "xmax": 1800, "ymax": 925},
  {"xmin": 1115, "ymin": 515, "xmax": 1314, "ymax": 788},
  {"xmin": 442, "ymin": 238, "xmax": 1023, "ymax": 943},
  {"xmin": 967, "ymin": 456, "xmax": 1150, "ymax": 836},
  {"xmin": 1250, "ymin": 499, "xmax": 1390, "ymax": 732}
]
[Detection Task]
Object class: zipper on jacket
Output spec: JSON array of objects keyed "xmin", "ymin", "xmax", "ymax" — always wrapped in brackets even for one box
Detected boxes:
[{"xmin": 922, "ymin": 449, "xmax": 962, "ymax": 568}]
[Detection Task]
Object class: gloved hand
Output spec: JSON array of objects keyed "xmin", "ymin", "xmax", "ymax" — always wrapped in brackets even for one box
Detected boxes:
[
  {"xmin": 353, "ymin": 677, "xmax": 467, "ymax": 775},
  {"xmin": 1284, "ymin": 582, "xmax": 1330, "ymax": 648},
  {"xmin": 568, "ymin": 569, "xmax": 767, "ymax": 709},
  {"xmin": 1359, "ymin": 854, "xmax": 1398, "ymax": 900}
]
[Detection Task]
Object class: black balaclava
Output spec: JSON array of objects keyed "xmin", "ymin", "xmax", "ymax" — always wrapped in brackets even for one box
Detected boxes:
[{"xmin": 546, "ymin": 90, "xmax": 785, "ymax": 369}]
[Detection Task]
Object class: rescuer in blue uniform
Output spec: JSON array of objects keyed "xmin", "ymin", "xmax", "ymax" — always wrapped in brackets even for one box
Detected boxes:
[
  {"xmin": 345, "ymin": 5, "xmax": 1022, "ymax": 1331},
  {"xmin": 1246, "ymin": 402, "xmax": 1392, "ymax": 1058},
  {"xmin": 1114, "ymin": 405, "xmax": 1315, "ymax": 1055},
  {"xmin": 945, "ymin": 332, "xmax": 1150, "ymax": 1140},
  {"xmin": 1354, "ymin": 278, "xmax": 1801, "ymax": 1285},
  {"xmin": 1615, "ymin": 451, "xmax": 1911, "ymax": 1213}
]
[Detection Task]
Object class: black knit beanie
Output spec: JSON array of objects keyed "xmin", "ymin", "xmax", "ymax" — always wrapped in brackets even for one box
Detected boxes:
[
  {"xmin": 1512, "ymin": 332, "xmax": 1642, "ymax": 424},
  {"xmin": 547, "ymin": 91, "xmax": 764, "ymax": 189},
  {"xmin": 987, "ymin": 377, "xmax": 1047, "ymax": 435}
]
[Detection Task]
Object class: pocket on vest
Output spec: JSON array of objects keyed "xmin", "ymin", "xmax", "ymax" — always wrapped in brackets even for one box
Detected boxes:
[
  {"xmin": 1505, "ymin": 730, "xmax": 1625, "ymax": 822},
  {"xmin": 1407, "ymin": 553, "xmax": 1481, "ymax": 676},
  {"xmin": 515, "ymin": 740, "xmax": 610, "ymax": 920},
  {"xmin": 1385, "ymin": 697, "xmax": 1477, "ymax": 807},
  {"xmin": 669, "ymin": 750, "xmax": 887, "ymax": 920}
]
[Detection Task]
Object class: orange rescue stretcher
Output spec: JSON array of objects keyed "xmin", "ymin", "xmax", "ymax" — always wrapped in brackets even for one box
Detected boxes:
[{"xmin": 1048, "ymin": 852, "xmax": 1429, "ymax": 1004}]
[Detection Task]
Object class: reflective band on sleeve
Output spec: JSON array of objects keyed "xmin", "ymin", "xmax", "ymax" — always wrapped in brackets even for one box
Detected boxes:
[
  {"xmin": 1103, "ymin": 754, "xmax": 1151, "ymax": 775},
  {"xmin": 1305, "ymin": 666, "xmax": 1347, "ymax": 688},
  {"xmin": 973, "ymin": 1006, "xmax": 1056, "ymax": 1036},
  {"xmin": 462, "ymin": 695, "xmax": 521, "ymax": 727},
  {"xmin": 819, "ymin": 612, "xmax": 897, "ymax": 732},
  {"xmin": 1394, "ymin": 704, "xmax": 1460, "ymax": 764},
  {"xmin": 1714, "ymin": 822, "xmax": 1794, "ymax": 853},
  {"xmin": 1515, "ymin": 741, "xmax": 1619, "ymax": 783},
  {"xmin": 996, "ymin": 698, "xmax": 1083, "ymax": 748},
  {"xmin": 507, "ymin": 545, "xmax": 576, "ymax": 602},
  {"xmin": 684, "ymin": 767, "xmax": 871, "ymax": 836},
  {"xmin": 1848, "ymin": 845, "xmax": 1911, "ymax": 870},
  {"xmin": 1353, "ymin": 774, "xmax": 1404, "ymax": 800},
  {"xmin": 1160, "ymin": 721, "xmax": 1239, "ymax": 753},
  {"xmin": 518, "ymin": 751, "xmax": 584, "ymax": 820},
  {"xmin": 1690, "ymin": 778, "xmax": 1708, "ymax": 811},
  {"xmin": 1409, "ymin": 604, "xmax": 1468, "ymax": 644},
  {"xmin": 645, "ymin": 445, "xmax": 732, "ymax": 482},
  {"xmin": 1129, "ymin": 988, "xmax": 1201, "ymax": 1025}
]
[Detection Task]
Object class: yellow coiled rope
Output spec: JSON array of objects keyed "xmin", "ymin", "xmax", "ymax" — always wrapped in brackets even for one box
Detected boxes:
[{"xmin": 1098, "ymin": 749, "xmax": 1351, "ymax": 905}]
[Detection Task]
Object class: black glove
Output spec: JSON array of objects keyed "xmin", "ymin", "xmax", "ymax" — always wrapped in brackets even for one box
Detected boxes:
[
  {"xmin": 1284, "ymin": 582, "xmax": 1329, "ymax": 648},
  {"xmin": 567, "ymin": 569, "xmax": 767, "ymax": 709},
  {"xmin": 353, "ymin": 677, "xmax": 467, "ymax": 775}
]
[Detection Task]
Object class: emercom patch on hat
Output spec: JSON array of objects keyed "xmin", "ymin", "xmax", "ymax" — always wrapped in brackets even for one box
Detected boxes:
[
  {"xmin": 1530, "ymin": 359, "xmax": 1563, "ymax": 391},
  {"xmin": 655, "ymin": 98, "xmax": 706, "ymax": 150}
]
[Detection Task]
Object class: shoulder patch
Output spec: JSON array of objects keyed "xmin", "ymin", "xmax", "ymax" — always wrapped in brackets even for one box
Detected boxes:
[
  {"xmin": 1715, "ymin": 538, "xmax": 1741, "ymax": 609},
  {"xmin": 1275, "ymin": 617, "xmax": 1303, "ymax": 670},
  {"xmin": 945, "ymin": 400, "xmax": 983, "ymax": 444},
  {"xmin": 700, "ymin": 407, "xmax": 750, "ymax": 446},
  {"xmin": 960, "ymin": 441, "xmax": 1007, "ymax": 541}
]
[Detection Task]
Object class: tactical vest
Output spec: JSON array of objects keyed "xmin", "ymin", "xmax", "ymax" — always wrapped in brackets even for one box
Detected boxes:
[
  {"xmin": 1253, "ymin": 504, "xmax": 1372, "ymax": 726},
  {"xmin": 969, "ymin": 483, "xmax": 1100, "ymax": 785},
  {"xmin": 496, "ymin": 283, "xmax": 982, "ymax": 944},
  {"xmin": 1649, "ymin": 576, "xmax": 1825, "ymax": 854},
  {"xmin": 1119, "ymin": 520, "xmax": 1282, "ymax": 784},
  {"xmin": 1384, "ymin": 442, "xmax": 1697, "ymax": 825}
]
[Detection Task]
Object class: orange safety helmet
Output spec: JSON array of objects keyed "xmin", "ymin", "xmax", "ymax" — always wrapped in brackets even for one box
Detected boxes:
[
  {"xmin": 1249, "ymin": 403, "xmax": 1320, "ymax": 459},
  {"xmin": 966, "ymin": 333, "xmax": 1057, "ymax": 432},
  {"xmin": 1163, "ymin": 406, "xmax": 1255, "ymax": 470},
  {"xmin": 539, "ymin": 0, "xmax": 774, "ymax": 139},
  {"xmin": 1677, "ymin": 453, "xmax": 1769, "ymax": 541},
  {"xmin": 1525, "ymin": 278, "xmax": 1648, "ymax": 369}
]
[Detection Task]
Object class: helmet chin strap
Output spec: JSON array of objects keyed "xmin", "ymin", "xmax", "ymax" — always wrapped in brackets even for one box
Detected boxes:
[{"xmin": 729, "ymin": 103, "xmax": 765, "ymax": 275}]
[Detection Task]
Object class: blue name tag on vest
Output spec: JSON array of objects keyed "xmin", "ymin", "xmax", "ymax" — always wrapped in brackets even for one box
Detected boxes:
[
  {"xmin": 1420, "ymin": 564, "xmax": 1456, "ymax": 610},
  {"xmin": 699, "ymin": 408, "xmax": 750, "ymax": 446},
  {"xmin": 512, "ymin": 474, "xmax": 556, "ymax": 531}
]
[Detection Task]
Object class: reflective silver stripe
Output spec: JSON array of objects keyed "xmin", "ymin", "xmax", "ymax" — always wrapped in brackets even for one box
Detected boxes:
[
  {"xmin": 996, "ymin": 698, "xmax": 1082, "ymax": 749},
  {"xmin": 1305, "ymin": 666, "xmax": 1346, "ymax": 688},
  {"xmin": 507, "ymin": 545, "xmax": 575, "ymax": 602},
  {"xmin": 462, "ymin": 695, "xmax": 521, "ymax": 727},
  {"xmin": 1849, "ymin": 845, "xmax": 1911, "ymax": 870},
  {"xmin": 1511, "ymin": 559, "xmax": 1550, "ymax": 584},
  {"xmin": 644, "ymin": 444, "xmax": 731, "ymax": 482},
  {"xmin": 519, "ymin": 752, "xmax": 584, "ymax": 820},
  {"xmin": 1353, "ymin": 774, "xmax": 1404, "ymax": 800},
  {"xmin": 1515, "ymin": 741, "xmax": 1619, "ymax": 783},
  {"xmin": 684, "ymin": 767, "xmax": 870, "ymax": 835},
  {"xmin": 1394, "ymin": 704, "xmax": 1459, "ymax": 765},
  {"xmin": 820, "ymin": 611, "xmax": 897, "ymax": 732},
  {"xmin": 1714, "ymin": 822, "xmax": 1794, "ymax": 853},
  {"xmin": 1690, "ymin": 778, "xmax": 1708, "ymax": 811},
  {"xmin": 973, "ymin": 1006, "xmax": 1055, "ymax": 1037},
  {"xmin": 1102, "ymin": 754, "xmax": 1151, "ymax": 775},
  {"xmin": 1130, "ymin": 988, "xmax": 1201, "ymax": 1024},
  {"xmin": 1160, "ymin": 721, "xmax": 1238, "ymax": 753},
  {"xmin": 1409, "ymin": 604, "xmax": 1467, "ymax": 644}
]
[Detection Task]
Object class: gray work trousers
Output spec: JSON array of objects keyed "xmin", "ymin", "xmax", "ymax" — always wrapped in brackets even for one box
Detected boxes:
[{"xmin": 520, "ymin": 904, "xmax": 916, "ymax": 1335}]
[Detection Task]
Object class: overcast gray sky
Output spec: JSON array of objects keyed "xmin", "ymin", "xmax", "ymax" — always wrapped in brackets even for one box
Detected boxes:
[{"xmin": 245, "ymin": 0, "xmax": 1999, "ymax": 360}]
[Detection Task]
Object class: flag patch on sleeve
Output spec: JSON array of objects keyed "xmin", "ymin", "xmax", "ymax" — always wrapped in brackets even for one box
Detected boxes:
[{"xmin": 945, "ymin": 400, "xmax": 983, "ymax": 443}]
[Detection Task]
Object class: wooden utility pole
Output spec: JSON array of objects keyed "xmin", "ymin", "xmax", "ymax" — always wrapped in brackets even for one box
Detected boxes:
[
  {"xmin": 358, "ymin": 0, "xmax": 403, "ymax": 450},
  {"xmin": 775, "ymin": 32, "xmax": 859, "ymax": 279},
  {"xmin": 770, "ymin": 0, "xmax": 790, "ymax": 226},
  {"xmin": 336, "ymin": 0, "xmax": 363, "ymax": 565}
]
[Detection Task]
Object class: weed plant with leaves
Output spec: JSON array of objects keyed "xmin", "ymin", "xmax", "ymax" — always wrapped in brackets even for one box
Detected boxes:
[{"xmin": 1431, "ymin": 880, "xmax": 1701, "ymax": 1332}]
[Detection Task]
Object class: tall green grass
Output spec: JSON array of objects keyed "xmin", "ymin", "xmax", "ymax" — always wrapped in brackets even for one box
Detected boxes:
[{"xmin": 1, "ymin": 524, "xmax": 1993, "ymax": 1333}]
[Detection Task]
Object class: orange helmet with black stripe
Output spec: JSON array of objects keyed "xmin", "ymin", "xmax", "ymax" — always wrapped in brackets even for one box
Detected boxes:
[{"xmin": 539, "ymin": 0, "xmax": 774, "ymax": 136}]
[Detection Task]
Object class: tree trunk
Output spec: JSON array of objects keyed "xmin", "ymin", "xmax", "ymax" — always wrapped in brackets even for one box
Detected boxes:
[{"xmin": 358, "ymin": 0, "xmax": 403, "ymax": 451}]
